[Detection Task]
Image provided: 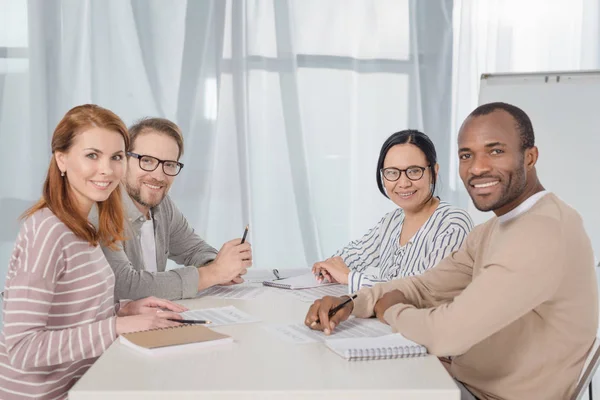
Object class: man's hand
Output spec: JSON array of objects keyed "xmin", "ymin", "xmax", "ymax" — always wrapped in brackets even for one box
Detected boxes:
[
  {"xmin": 312, "ymin": 256, "xmax": 350, "ymax": 284},
  {"xmin": 220, "ymin": 276, "xmax": 245, "ymax": 286},
  {"xmin": 373, "ymin": 290, "xmax": 409, "ymax": 324},
  {"xmin": 117, "ymin": 296, "xmax": 188, "ymax": 317},
  {"xmin": 304, "ymin": 296, "xmax": 353, "ymax": 335},
  {"xmin": 198, "ymin": 239, "xmax": 252, "ymax": 290}
]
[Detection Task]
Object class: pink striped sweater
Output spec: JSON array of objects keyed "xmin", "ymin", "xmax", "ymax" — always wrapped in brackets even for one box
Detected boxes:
[{"xmin": 0, "ymin": 208, "xmax": 118, "ymax": 399}]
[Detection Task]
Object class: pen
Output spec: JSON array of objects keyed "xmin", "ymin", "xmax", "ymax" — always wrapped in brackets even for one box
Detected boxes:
[
  {"xmin": 168, "ymin": 319, "xmax": 212, "ymax": 324},
  {"xmin": 327, "ymin": 294, "xmax": 358, "ymax": 319},
  {"xmin": 240, "ymin": 224, "xmax": 249, "ymax": 244},
  {"xmin": 314, "ymin": 294, "xmax": 358, "ymax": 325}
]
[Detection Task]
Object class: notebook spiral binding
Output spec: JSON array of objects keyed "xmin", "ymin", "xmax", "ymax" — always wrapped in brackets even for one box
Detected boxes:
[
  {"xmin": 262, "ymin": 280, "xmax": 290, "ymax": 289},
  {"xmin": 128, "ymin": 324, "xmax": 190, "ymax": 335},
  {"xmin": 344, "ymin": 345, "xmax": 427, "ymax": 361}
]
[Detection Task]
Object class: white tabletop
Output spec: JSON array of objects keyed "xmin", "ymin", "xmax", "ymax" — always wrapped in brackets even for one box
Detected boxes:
[{"xmin": 70, "ymin": 286, "xmax": 460, "ymax": 400}]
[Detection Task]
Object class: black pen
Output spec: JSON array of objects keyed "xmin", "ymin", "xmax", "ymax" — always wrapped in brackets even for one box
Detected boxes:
[
  {"xmin": 315, "ymin": 294, "xmax": 358, "ymax": 325},
  {"xmin": 327, "ymin": 294, "xmax": 358, "ymax": 319},
  {"xmin": 240, "ymin": 224, "xmax": 249, "ymax": 244},
  {"xmin": 168, "ymin": 319, "xmax": 211, "ymax": 324}
]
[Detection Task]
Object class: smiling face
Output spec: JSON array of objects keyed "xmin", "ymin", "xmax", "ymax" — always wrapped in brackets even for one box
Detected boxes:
[
  {"xmin": 382, "ymin": 143, "xmax": 438, "ymax": 213},
  {"xmin": 54, "ymin": 127, "xmax": 126, "ymax": 215},
  {"xmin": 124, "ymin": 131, "xmax": 180, "ymax": 214},
  {"xmin": 458, "ymin": 110, "xmax": 535, "ymax": 215}
]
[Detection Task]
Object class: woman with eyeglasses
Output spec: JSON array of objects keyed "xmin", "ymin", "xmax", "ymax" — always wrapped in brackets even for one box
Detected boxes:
[
  {"xmin": 0, "ymin": 105, "xmax": 186, "ymax": 400},
  {"xmin": 313, "ymin": 130, "xmax": 474, "ymax": 294}
]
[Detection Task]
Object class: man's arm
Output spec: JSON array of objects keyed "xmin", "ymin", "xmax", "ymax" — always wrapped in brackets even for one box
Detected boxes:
[
  {"xmin": 382, "ymin": 216, "xmax": 564, "ymax": 357},
  {"xmin": 103, "ymin": 243, "xmax": 201, "ymax": 301},
  {"xmin": 351, "ymin": 224, "xmax": 478, "ymax": 318},
  {"xmin": 165, "ymin": 197, "xmax": 218, "ymax": 267}
]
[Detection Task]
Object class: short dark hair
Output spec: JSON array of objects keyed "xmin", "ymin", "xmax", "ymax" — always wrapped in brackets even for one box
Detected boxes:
[
  {"xmin": 376, "ymin": 130, "xmax": 438, "ymax": 203},
  {"xmin": 469, "ymin": 102, "xmax": 535, "ymax": 149},
  {"xmin": 128, "ymin": 117, "xmax": 184, "ymax": 160}
]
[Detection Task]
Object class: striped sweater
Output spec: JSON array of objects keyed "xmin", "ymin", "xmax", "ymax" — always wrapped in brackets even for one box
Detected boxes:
[
  {"xmin": 334, "ymin": 201, "xmax": 474, "ymax": 293},
  {"xmin": 0, "ymin": 208, "xmax": 118, "ymax": 399}
]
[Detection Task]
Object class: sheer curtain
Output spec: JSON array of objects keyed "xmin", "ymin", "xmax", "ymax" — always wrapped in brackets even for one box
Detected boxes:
[
  {"xmin": 0, "ymin": 0, "xmax": 454, "ymax": 295},
  {"xmin": 450, "ymin": 0, "xmax": 600, "ymax": 207},
  {"xmin": 204, "ymin": 0, "xmax": 454, "ymax": 268}
]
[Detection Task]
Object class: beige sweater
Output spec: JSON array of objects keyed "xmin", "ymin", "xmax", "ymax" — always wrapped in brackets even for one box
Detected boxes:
[{"xmin": 352, "ymin": 193, "xmax": 598, "ymax": 400}]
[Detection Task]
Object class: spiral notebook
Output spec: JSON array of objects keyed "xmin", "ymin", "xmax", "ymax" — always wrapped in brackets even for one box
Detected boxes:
[
  {"xmin": 120, "ymin": 324, "xmax": 232, "ymax": 355},
  {"xmin": 263, "ymin": 273, "xmax": 337, "ymax": 289},
  {"xmin": 325, "ymin": 333, "xmax": 427, "ymax": 361}
]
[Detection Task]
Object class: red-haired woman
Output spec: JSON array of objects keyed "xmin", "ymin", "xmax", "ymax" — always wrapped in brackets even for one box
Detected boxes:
[{"xmin": 0, "ymin": 104, "xmax": 186, "ymax": 399}]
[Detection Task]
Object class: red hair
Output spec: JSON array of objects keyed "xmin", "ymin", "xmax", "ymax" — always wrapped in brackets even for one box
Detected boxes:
[{"xmin": 23, "ymin": 104, "xmax": 130, "ymax": 249}]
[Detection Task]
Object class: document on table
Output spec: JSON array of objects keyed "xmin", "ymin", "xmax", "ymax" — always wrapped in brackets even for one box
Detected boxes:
[
  {"xmin": 283, "ymin": 284, "xmax": 349, "ymax": 302},
  {"xmin": 264, "ymin": 317, "xmax": 393, "ymax": 344},
  {"xmin": 181, "ymin": 306, "xmax": 260, "ymax": 327},
  {"xmin": 196, "ymin": 284, "xmax": 267, "ymax": 300}
]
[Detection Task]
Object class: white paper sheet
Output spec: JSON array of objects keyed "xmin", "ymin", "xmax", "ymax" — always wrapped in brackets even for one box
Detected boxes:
[
  {"xmin": 283, "ymin": 285, "xmax": 350, "ymax": 302},
  {"xmin": 181, "ymin": 306, "xmax": 261, "ymax": 326},
  {"xmin": 196, "ymin": 284, "xmax": 267, "ymax": 300},
  {"xmin": 264, "ymin": 317, "xmax": 393, "ymax": 344},
  {"xmin": 242, "ymin": 269, "xmax": 279, "ymax": 283}
]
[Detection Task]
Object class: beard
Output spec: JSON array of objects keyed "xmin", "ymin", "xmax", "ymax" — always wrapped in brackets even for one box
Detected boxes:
[
  {"xmin": 471, "ymin": 165, "xmax": 527, "ymax": 212},
  {"xmin": 125, "ymin": 180, "xmax": 167, "ymax": 209}
]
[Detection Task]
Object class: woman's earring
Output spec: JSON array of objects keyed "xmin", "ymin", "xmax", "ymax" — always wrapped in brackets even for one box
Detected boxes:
[{"xmin": 61, "ymin": 171, "xmax": 65, "ymax": 177}]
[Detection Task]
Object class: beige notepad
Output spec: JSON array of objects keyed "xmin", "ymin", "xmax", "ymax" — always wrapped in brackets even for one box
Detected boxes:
[{"xmin": 120, "ymin": 325, "xmax": 233, "ymax": 355}]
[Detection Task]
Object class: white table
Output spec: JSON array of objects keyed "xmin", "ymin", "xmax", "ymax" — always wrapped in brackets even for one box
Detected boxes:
[{"xmin": 70, "ymin": 287, "xmax": 460, "ymax": 400}]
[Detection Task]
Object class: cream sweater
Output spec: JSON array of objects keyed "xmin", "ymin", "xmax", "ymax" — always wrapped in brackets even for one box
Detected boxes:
[{"xmin": 352, "ymin": 193, "xmax": 598, "ymax": 399}]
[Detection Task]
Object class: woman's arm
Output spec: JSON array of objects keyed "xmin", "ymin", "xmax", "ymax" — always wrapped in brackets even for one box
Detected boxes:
[{"xmin": 2, "ymin": 218, "xmax": 117, "ymax": 371}]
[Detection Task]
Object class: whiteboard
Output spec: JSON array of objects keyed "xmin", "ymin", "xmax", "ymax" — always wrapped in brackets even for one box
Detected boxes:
[{"xmin": 468, "ymin": 71, "xmax": 600, "ymax": 260}]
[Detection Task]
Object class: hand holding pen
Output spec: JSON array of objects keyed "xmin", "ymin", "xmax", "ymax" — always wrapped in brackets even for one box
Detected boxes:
[
  {"xmin": 167, "ymin": 318, "xmax": 212, "ymax": 325},
  {"xmin": 208, "ymin": 225, "xmax": 252, "ymax": 285},
  {"xmin": 304, "ymin": 294, "xmax": 357, "ymax": 335},
  {"xmin": 312, "ymin": 257, "xmax": 351, "ymax": 285}
]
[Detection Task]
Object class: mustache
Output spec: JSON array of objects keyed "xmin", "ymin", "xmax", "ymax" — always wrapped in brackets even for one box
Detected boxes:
[
  {"xmin": 468, "ymin": 175, "xmax": 501, "ymax": 186},
  {"xmin": 142, "ymin": 179, "xmax": 167, "ymax": 186}
]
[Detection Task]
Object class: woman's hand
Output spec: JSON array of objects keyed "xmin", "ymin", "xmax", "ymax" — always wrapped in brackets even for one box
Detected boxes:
[
  {"xmin": 117, "ymin": 296, "xmax": 188, "ymax": 317},
  {"xmin": 116, "ymin": 312, "xmax": 184, "ymax": 335},
  {"xmin": 312, "ymin": 256, "xmax": 350, "ymax": 284}
]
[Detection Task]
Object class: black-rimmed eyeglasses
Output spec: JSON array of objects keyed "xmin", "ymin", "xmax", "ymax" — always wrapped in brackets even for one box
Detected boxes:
[
  {"xmin": 381, "ymin": 165, "xmax": 430, "ymax": 182},
  {"xmin": 127, "ymin": 152, "xmax": 184, "ymax": 176}
]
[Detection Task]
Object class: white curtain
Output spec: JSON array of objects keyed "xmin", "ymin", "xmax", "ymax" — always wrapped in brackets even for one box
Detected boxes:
[
  {"xmin": 0, "ymin": 0, "xmax": 454, "ymax": 303},
  {"xmin": 450, "ymin": 0, "xmax": 600, "ymax": 207}
]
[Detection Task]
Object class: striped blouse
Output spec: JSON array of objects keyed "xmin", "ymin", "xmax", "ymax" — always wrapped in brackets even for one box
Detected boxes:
[
  {"xmin": 0, "ymin": 209, "xmax": 118, "ymax": 400},
  {"xmin": 334, "ymin": 201, "xmax": 474, "ymax": 293}
]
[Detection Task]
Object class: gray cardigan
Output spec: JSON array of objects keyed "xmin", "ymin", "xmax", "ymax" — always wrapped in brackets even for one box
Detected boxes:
[{"xmin": 90, "ymin": 190, "xmax": 218, "ymax": 301}]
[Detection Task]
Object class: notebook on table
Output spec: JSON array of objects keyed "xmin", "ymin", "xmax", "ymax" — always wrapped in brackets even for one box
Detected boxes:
[
  {"xmin": 120, "ymin": 324, "xmax": 232, "ymax": 355},
  {"xmin": 263, "ymin": 273, "xmax": 338, "ymax": 289},
  {"xmin": 244, "ymin": 268, "xmax": 309, "ymax": 283},
  {"xmin": 325, "ymin": 333, "xmax": 427, "ymax": 361}
]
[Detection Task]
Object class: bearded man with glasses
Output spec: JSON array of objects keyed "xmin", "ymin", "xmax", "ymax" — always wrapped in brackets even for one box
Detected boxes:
[{"xmin": 91, "ymin": 118, "xmax": 252, "ymax": 301}]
